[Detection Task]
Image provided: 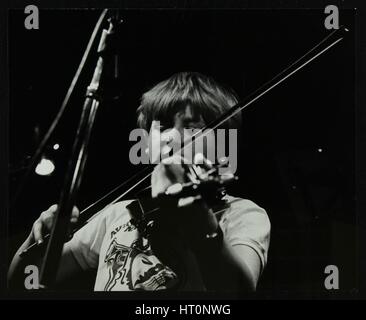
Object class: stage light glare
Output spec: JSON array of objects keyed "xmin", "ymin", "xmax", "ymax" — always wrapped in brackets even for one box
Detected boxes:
[{"xmin": 35, "ymin": 158, "xmax": 55, "ymax": 176}]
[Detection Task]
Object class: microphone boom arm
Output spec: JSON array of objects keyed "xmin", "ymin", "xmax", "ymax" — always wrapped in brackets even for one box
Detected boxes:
[{"xmin": 38, "ymin": 12, "xmax": 121, "ymax": 289}]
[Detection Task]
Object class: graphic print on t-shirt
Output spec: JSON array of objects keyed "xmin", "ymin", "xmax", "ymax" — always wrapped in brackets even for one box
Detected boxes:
[
  {"xmin": 103, "ymin": 230, "xmax": 179, "ymax": 291},
  {"xmin": 103, "ymin": 239, "xmax": 131, "ymax": 290}
]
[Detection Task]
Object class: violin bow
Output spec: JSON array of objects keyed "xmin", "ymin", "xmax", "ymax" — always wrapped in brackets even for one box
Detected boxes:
[
  {"xmin": 20, "ymin": 25, "xmax": 349, "ymax": 275},
  {"xmin": 79, "ymin": 25, "xmax": 349, "ymax": 219}
]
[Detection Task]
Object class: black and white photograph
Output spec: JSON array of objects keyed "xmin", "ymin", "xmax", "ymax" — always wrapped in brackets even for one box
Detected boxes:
[{"xmin": 1, "ymin": 1, "xmax": 365, "ymax": 305}]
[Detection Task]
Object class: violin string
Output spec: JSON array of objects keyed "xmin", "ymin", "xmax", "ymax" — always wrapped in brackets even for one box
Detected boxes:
[{"xmin": 77, "ymin": 27, "xmax": 346, "ymax": 223}]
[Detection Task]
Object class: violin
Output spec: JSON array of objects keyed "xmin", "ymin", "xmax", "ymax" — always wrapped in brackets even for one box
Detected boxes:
[
  {"xmin": 127, "ymin": 162, "xmax": 237, "ymax": 237},
  {"xmin": 126, "ymin": 161, "xmax": 238, "ymax": 291}
]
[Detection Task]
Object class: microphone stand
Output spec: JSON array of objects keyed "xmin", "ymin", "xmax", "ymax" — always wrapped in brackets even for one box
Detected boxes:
[{"xmin": 39, "ymin": 12, "xmax": 123, "ymax": 289}]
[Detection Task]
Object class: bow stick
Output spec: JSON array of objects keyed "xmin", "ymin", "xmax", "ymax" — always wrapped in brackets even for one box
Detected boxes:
[{"xmin": 20, "ymin": 26, "xmax": 349, "ymax": 266}]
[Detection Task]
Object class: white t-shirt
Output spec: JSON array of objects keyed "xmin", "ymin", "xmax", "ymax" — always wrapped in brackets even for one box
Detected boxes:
[{"xmin": 68, "ymin": 196, "xmax": 271, "ymax": 291}]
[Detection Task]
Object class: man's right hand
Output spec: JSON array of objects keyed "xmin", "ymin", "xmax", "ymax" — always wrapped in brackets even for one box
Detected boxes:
[{"xmin": 30, "ymin": 204, "xmax": 79, "ymax": 245}]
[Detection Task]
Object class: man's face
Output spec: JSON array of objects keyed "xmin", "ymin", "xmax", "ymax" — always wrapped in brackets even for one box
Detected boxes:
[{"xmin": 147, "ymin": 106, "xmax": 216, "ymax": 164}]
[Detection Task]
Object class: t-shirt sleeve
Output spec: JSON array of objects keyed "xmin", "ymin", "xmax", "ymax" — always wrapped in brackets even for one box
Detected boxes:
[
  {"xmin": 220, "ymin": 198, "xmax": 271, "ymax": 271},
  {"xmin": 66, "ymin": 206, "xmax": 109, "ymax": 270}
]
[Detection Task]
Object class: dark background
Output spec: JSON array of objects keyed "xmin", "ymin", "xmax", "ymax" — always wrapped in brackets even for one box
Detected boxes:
[{"xmin": 7, "ymin": 8, "xmax": 357, "ymax": 298}]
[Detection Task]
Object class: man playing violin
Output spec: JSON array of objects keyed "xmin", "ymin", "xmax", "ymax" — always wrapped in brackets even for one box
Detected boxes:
[{"xmin": 8, "ymin": 72, "xmax": 270, "ymax": 292}]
